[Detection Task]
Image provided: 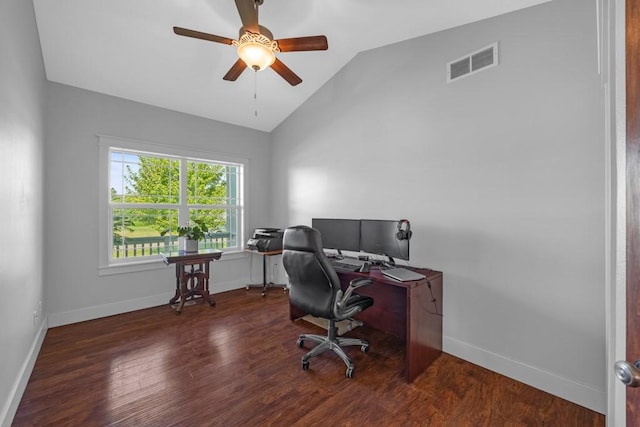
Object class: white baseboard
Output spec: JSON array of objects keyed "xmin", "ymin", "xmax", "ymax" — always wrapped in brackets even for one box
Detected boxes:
[
  {"xmin": 1, "ymin": 318, "xmax": 48, "ymax": 427},
  {"xmin": 444, "ymin": 336, "xmax": 606, "ymax": 414},
  {"xmin": 48, "ymin": 279, "xmax": 246, "ymax": 328}
]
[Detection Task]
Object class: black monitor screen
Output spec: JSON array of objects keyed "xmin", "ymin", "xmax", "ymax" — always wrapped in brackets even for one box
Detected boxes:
[
  {"xmin": 360, "ymin": 219, "xmax": 409, "ymax": 261},
  {"xmin": 311, "ymin": 218, "xmax": 361, "ymax": 252}
]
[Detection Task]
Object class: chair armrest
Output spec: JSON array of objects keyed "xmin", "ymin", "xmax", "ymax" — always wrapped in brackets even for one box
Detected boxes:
[
  {"xmin": 349, "ymin": 278, "xmax": 373, "ymax": 289},
  {"xmin": 337, "ymin": 278, "xmax": 373, "ymax": 310}
]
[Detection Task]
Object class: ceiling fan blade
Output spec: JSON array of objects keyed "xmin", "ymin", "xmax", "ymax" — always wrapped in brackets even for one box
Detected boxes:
[
  {"xmin": 223, "ymin": 58, "xmax": 248, "ymax": 81},
  {"xmin": 235, "ymin": 0, "xmax": 259, "ymax": 33},
  {"xmin": 270, "ymin": 58, "xmax": 302, "ymax": 86},
  {"xmin": 276, "ymin": 36, "xmax": 328, "ymax": 52},
  {"xmin": 173, "ymin": 27, "xmax": 234, "ymax": 45}
]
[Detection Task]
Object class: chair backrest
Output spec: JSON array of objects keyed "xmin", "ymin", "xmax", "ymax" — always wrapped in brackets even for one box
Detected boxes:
[{"xmin": 283, "ymin": 225, "xmax": 341, "ymax": 318}]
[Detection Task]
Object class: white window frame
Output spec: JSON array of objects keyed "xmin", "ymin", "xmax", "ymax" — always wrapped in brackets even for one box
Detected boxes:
[{"xmin": 98, "ymin": 135, "xmax": 247, "ymax": 276}]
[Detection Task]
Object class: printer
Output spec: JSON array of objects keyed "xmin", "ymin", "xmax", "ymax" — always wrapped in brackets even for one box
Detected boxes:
[{"xmin": 246, "ymin": 228, "xmax": 284, "ymax": 252}]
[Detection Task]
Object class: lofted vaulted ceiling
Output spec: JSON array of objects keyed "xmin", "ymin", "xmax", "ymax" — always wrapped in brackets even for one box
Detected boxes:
[{"xmin": 32, "ymin": 0, "xmax": 551, "ymax": 132}]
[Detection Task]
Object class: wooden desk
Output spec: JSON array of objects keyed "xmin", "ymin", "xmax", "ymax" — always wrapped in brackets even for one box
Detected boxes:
[
  {"xmin": 161, "ymin": 249, "xmax": 222, "ymax": 314},
  {"xmin": 289, "ymin": 266, "xmax": 443, "ymax": 383},
  {"xmin": 244, "ymin": 248, "xmax": 287, "ymax": 296}
]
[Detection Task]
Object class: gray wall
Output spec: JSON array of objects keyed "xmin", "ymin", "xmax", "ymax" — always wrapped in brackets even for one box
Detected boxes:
[
  {"xmin": 0, "ymin": 0, "xmax": 46, "ymax": 425},
  {"xmin": 271, "ymin": 0, "xmax": 605, "ymax": 412},
  {"xmin": 43, "ymin": 82, "xmax": 274, "ymax": 325}
]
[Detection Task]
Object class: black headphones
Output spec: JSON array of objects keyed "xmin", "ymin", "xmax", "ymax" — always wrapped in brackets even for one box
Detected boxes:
[{"xmin": 396, "ymin": 219, "xmax": 412, "ymax": 240}]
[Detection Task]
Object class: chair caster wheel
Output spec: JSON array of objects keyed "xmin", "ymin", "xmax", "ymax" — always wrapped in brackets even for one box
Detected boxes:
[
  {"xmin": 346, "ymin": 367, "xmax": 354, "ymax": 378},
  {"xmin": 302, "ymin": 360, "xmax": 309, "ymax": 371},
  {"xmin": 296, "ymin": 338, "xmax": 304, "ymax": 348},
  {"xmin": 361, "ymin": 345, "xmax": 369, "ymax": 353}
]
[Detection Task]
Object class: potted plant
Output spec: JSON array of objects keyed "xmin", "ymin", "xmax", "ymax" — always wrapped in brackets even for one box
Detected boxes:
[{"xmin": 163, "ymin": 218, "xmax": 210, "ymax": 252}]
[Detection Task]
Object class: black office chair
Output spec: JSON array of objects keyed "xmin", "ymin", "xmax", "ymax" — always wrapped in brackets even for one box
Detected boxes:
[{"xmin": 283, "ymin": 225, "xmax": 374, "ymax": 378}]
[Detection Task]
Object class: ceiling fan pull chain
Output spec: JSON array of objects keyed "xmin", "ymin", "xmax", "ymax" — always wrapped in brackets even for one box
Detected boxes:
[{"xmin": 254, "ymin": 69, "xmax": 258, "ymax": 117}]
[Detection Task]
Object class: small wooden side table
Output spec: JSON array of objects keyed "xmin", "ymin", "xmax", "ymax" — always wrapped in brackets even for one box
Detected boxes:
[
  {"xmin": 245, "ymin": 248, "xmax": 287, "ymax": 296},
  {"xmin": 161, "ymin": 249, "xmax": 222, "ymax": 314}
]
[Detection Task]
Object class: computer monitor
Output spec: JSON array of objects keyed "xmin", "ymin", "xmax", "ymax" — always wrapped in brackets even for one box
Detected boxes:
[
  {"xmin": 311, "ymin": 218, "xmax": 361, "ymax": 253},
  {"xmin": 360, "ymin": 219, "xmax": 409, "ymax": 264}
]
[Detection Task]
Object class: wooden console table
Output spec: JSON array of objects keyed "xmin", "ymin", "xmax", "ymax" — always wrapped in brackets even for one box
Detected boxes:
[
  {"xmin": 161, "ymin": 249, "xmax": 222, "ymax": 314},
  {"xmin": 290, "ymin": 266, "xmax": 443, "ymax": 382}
]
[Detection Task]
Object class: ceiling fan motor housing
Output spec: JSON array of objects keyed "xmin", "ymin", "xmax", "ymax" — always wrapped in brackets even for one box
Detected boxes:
[
  {"xmin": 238, "ymin": 25, "xmax": 273, "ymax": 41},
  {"xmin": 234, "ymin": 26, "xmax": 279, "ymax": 71}
]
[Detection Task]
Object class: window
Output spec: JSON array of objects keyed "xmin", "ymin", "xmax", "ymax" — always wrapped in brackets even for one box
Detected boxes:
[{"xmin": 98, "ymin": 136, "xmax": 245, "ymax": 273}]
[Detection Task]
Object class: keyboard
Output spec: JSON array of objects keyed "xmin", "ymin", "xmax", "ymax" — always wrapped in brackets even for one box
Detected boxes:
[{"xmin": 330, "ymin": 258, "xmax": 365, "ymax": 272}]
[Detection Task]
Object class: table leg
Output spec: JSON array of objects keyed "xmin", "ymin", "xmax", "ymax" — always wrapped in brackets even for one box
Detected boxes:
[
  {"xmin": 245, "ymin": 252, "xmax": 287, "ymax": 296},
  {"xmin": 175, "ymin": 265, "xmax": 189, "ymax": 315},
  {"xmin": 169, "ymin": 264, "xmax": 181, "ymax": 305},
  {"xmin": 163, "ymin": 253, "xmax": 221, "ymax": 314},
  {"xmin": 262, "ymin": 254, "xmax": 267, "ymax": 296},
  {"xmin": 203, "ymin": 261, "xmax": 215, "ymax": 307},
  {"xmin": 173, "ymin": 262, "xmax": 216, "ymax": 314}
]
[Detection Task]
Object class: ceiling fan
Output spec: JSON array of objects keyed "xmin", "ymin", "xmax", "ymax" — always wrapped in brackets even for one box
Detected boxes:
[{"xmin": 173, "ymin": 0, "xmax": 328, "ymax": 86}]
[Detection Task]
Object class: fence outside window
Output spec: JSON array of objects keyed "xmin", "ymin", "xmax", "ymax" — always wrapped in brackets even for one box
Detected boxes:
[{"xmin": 112, "ymin": 232, "xmax": 231, "ymax": 259}]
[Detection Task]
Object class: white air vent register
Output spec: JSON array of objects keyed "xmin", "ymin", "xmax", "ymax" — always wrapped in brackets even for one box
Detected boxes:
[{"xmin": 447, "ymin": 42, "xmax": 499, "ymax": 83}]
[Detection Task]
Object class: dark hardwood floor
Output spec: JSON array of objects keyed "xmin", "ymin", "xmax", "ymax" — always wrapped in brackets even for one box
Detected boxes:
[{"xmin": 14, "ymin": 289, "xmax": 604, "ymax": 426}]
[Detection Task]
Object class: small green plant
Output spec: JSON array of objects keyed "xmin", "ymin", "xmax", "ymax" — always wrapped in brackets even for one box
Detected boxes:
[
  {"xmin": 178, "ymin": 218, "xmax": 209, "ymax": 241},
  {"xmin": 162, "ymin": 218, "xmax": 210, "ymax": 241}
]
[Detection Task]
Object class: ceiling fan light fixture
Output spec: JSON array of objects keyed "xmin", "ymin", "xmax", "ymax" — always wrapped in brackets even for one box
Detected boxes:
[{"xmin": 234, "ymin": 32, "xmax": 279, "ymax": 71}]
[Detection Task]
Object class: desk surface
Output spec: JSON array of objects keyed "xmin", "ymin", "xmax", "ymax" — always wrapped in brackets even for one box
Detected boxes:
[
  {"xmin": 161, "ymin": 249, "xmax": 223, "ymax": 265},
  {"xmin": 244, "ymin": 248, "xmax": 283, "ymax": 256},
  {"xmin": 351, "ymin": 266, "xmax": 439, "ymax": 288}
]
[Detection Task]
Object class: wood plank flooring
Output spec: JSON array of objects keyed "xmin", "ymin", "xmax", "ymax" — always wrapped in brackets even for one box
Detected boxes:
[{"xmin": 14, "ymin": 289, "xmax": 605, "ymax": 426}]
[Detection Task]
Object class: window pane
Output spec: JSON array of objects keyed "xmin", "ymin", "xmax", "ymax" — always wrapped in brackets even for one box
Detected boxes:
[
  {"xmin": 187, "ymin": 161, "xmax": 241, "ymax": 205},
  {"xmin": 189, "ymin": 208, "xmax": 240, "ymax": 250},
  {"xmin": 110, "ymin": 151, "xmax": 180, "ymax": 204},
  {"xmin": 112, "ymin": 208, "xmax": 179, "ymax": 259},
  {"xmin": 226, "ymin": 165, "xmax": 242, "ymax": 205}
]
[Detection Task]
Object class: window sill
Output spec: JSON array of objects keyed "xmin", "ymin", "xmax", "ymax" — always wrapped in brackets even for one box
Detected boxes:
[{"xmin": 98, "ymin": 250, "xmax": 247, "ymax": 276}]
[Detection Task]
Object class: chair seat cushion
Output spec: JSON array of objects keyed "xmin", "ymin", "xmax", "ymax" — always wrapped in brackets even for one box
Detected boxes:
[{"xmin": 335, "ymin": 293, "xmax": 374, "ymax": 321}]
